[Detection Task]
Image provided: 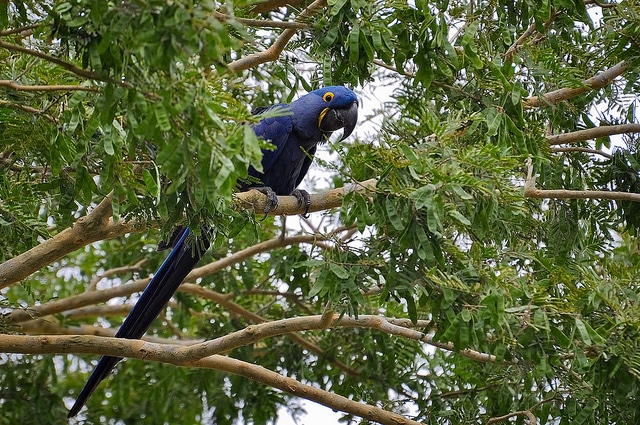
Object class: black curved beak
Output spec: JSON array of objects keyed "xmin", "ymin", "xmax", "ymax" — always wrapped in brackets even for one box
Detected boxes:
[{"xmin": 319, "ymin": 101, "xmax": 358, "ymax": 141}]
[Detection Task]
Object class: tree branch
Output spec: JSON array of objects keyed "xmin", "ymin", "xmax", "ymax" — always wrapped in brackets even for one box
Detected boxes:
[
  {"xmin": 212, "ymin": 11, "xmax": 309, "ymax": 29},
  {"xmin": 0, "ymin": 24, "xmax": 42, "ymax": 36},
  {"xmin": 17, "ymin": 320, "xmax": 201, "ymax": 346},
  {"xmin": 227, "ymin": 0, "xmax": 328, "ymax": 72},
  {"xmin": 0, "ymin": 99, "xmax": 59, "ymax": 124},
  {"xmin": 505, "ymin": 8, "xmax": 560, "ymax": 61},
  {"xmin": 486, "ymin": 394, "xmax": 557, "ymax": 424},
  {"xmin": 0, "ymin": 40, "xmax": 133, "ymax": 89},
  {"xmin": 179, "ymin": 283, "xmax": 363, "ymax": 376},
  {"xmin": 8, "ymin": 314, "xmax": 500, "ymax": 425},
  {"xmin": 10, "ymin": 313, "xmax": 497, "ymax": 368},
  {"xmin": 0, "ymin": 334, "xmax": 418, "ymax": 425},
  {"xmin": 196, "ymin": 355, "xmax": 420, "ymax": 425},
  {"xmin": 546, "ymin": 123, "xmax": 640, "ymax": 145},
  {"xmin": 523, "ymin": 60, "xmax": 629, "ymax": 108},
  {"xmin": 7, "ymin": 227, "xmax": 357, "ymax": 325},
  {"xmin": 0, "ymin": 179, "xmax": 377, "ymax": 289},
  {"xmin": 524, "ymin": 157, "xmax": 640, "ymax": 202},
  {"xmin": 0, "ymin": 193, "xmax": 138, "ymax": 290},
  {"xmin": 550, "ymin": 147, "xmax": 613, "ymax": 159},
  {"xmin": 250, "ymin": 0, "xmax": 303, "ymax": 14},
  {"xmin": 0, "ymin": 79, "xmax": 101, "ymax": 92},
  {"xmin": 87, "ymin": 259, "xmax": 147, "ymax": 292}
]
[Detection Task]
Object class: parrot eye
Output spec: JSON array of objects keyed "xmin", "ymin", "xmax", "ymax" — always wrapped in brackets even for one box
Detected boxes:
[{"xmin": 323, "ymin": 92, "xmax": 334, "ymax": 102}]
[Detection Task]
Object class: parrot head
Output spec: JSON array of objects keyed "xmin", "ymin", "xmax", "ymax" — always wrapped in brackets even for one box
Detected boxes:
[{"xmin": 290, "ymin": 86, "xmax": 359, "ymax": 143}]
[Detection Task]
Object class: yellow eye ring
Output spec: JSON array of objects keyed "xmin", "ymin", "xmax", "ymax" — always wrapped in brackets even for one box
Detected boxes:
[{"xmin": 323, "ymin": 92, "xmax": 334, "ymax": 102}]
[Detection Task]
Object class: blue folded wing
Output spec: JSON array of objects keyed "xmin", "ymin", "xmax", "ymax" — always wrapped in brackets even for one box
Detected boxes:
[{"xmin": 251, "ymin": 105, "xmax": 293, "ymax": 175}]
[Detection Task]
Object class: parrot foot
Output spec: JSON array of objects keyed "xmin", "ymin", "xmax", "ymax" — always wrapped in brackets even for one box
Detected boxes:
[
  {"xmin": 253, "ymin": 187, "xmax": 279, "ymax": 220},
  {"xmin": 291, "ymin": 189, "xmax": 311, "ymax": 218}
]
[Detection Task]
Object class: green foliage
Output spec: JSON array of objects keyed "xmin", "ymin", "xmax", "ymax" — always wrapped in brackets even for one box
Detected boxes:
[{"xmin": 2, "ymin": 0, "xmax": 640, "ymax": 424}]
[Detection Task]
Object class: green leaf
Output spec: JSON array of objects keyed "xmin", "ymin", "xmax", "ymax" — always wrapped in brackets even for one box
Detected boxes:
[
  {"xmin": 385, "ymin": 197, "xmax": 405, "ymax": 231},
  {"xmin": 154, "ymin": 102, "xmax": 171, "ymax": 132},
  {"xmin": 484, "ymin": 107, "xmax": 502, "ymax": 138},
  {"xmin": 574, "ymin": 317, "xmax": 592, "ymax": 345},
  {"xmin": 329, "ymin": 263, "xmax": 349, "ymax": 279},
  {"xmin": 349, "ymin": 23, "xmax": 360, "ymax": 63},
  {"xmin": 329, "ymin": 0, "xmax": 349, "ymax": 14},
  {"xmin": 449, "ymin": 210, "xmax": 471, "ymax": 226},
  {"xmin": 409, "ymin": 184, "xmax": 435, "ymax": 210}
]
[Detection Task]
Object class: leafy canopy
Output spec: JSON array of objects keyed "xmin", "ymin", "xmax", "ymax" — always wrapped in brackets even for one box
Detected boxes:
[{"xmin": 1, "ymin": 0, "xmax": 640, "ymax": 424}]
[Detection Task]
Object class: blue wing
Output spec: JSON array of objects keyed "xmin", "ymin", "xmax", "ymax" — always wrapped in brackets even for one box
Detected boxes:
[
  {"xmin": 67, "ymin": 228, "xmax": 210, "ymax": 417},
  {"xmin": 250, "ymin": 105, "xmax": 293, "ymax": 176}
]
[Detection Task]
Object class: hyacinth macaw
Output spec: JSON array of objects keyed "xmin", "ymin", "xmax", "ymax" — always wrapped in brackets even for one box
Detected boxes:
[{"xmin": 67, "ymin": 86, "xmax": 358, "ymax": 417}]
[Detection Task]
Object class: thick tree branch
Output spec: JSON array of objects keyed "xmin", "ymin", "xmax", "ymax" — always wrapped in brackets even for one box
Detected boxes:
[
  {"xmin": 8, "ymin": 315, "xmax": 497, "ymax": 368},
  {"xmin": 250, "ymin": 0, "xmax": 302, "ymax": 14},
  {"xmin": 236, "ymin": 179, "xmax": 377, "ymax": 223},
  {"xmin": 523, "ymin": 60, "xmax": 629, "ymax": 108},
  {"xmin": 0, "ymin": 334, "xmax": 418, "ymax": 425},
  {"xmin": 227, "ymin": 0, "xmax": 327, "ymax": 72},
  {"xmin": 180, "ymin": 283, "xmax": 362, "ymax": 376},
  {"xmin": 0, "ymin": 193, "xmax": 137, "ymax": 290},
  {"xmin": 0, "ymin": 179, "xmax": 377, "ymax": 289},
  {"xmin": 0, "ymin": 79, "xmax": 100, "ymax": 92},
  {"xmin": 196, "ymin": 355, "xmax": 420, "ymax": 425},
  {"xmin": 546, "ymin": 123, "xmax": 640, "ymax": 145},
  {"xmin": 3, "ymin": 314, "xmax": 500, "ymax": 425},
  {"xmin": 524, "ymin": 157, "xmax": 640, "ymax": 202}
]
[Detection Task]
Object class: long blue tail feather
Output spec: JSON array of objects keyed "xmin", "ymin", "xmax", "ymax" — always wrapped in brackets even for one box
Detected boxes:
[{"xmin": 67, "ymin": 228, "xmax": 210, "ymax": 417}]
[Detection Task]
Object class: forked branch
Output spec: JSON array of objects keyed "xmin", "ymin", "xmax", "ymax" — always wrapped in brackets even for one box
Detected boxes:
[
  {"xmin": 0, "ymin": 179, "xmax": 377, "ymax": 289},
  {"xmin": 227, "ymin": 0, "xmax": 328, "ymax": 72}
]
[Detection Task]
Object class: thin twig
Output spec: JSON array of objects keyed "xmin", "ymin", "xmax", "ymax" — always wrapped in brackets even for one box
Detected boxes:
[
  {"xmin": 0, "ymin": 39, "xmax": 133, "ymax": 89},
  {"xmin": 505, "ymin": 9, "xmax": 560, "ymax": 61},
  {"xmin": 212, "ymin": 11, "xmax": 309, "ymax": 29},
  {"xmin": 0, "ymin": 99, "xmax": 59, "ymax": 124},
  {"xmin": 250, "ymin": 0, "xmax": 303, "ymax": 14},
  {"xmin": 550, "ymin": 147, "xmax": 613, "ymax": 159},
  {"xmin": 372, "ymin": 59, "xmax": 484, "ymax": 102},
  {"xmin": 0, "ymin": 24, "xmax": 42, "ymax": 37},
  {"xmin": 87, "ymin": 259, "xmax": 147, "ymax": 292}
]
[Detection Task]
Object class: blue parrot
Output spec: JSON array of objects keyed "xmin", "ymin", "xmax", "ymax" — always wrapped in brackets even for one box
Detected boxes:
[{"xmin": 67, "ymin": 86, "xmax": 358, "ymax": 417}]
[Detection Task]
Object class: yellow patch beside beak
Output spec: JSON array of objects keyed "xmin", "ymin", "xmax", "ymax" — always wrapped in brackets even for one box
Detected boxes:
[{"xmin": 318, "ymin": 107, "xmax": 330, "ymax": 128}]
